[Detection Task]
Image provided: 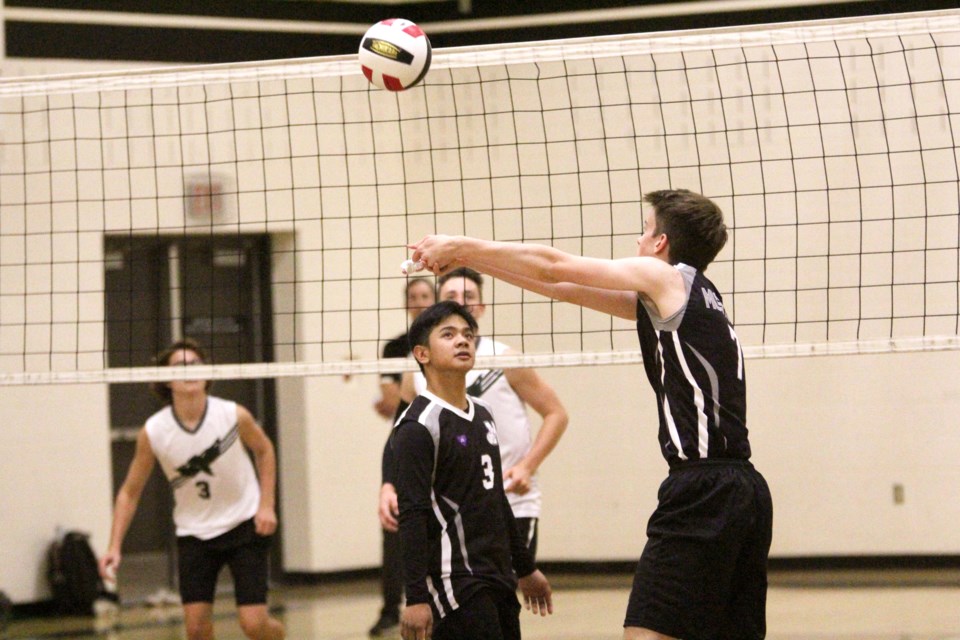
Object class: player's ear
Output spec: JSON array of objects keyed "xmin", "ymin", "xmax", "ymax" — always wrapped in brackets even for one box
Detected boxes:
[
  {"xmin": 654, "ymin": 233, "xmax": 669, "ymax": 254},
  {"xmin": 412, "ymin": 344, "xmax": 430, "ymax": 366}
]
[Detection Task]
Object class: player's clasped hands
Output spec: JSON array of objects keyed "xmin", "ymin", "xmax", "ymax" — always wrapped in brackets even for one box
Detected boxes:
[{"xmin": 408, "ymin": 235, "xmax": 461, "ymax": 275}]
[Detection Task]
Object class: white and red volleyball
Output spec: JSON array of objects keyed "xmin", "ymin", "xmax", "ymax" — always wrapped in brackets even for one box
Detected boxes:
[{"xmin": 359, "ymin": 19, "xmax": 432, "ymax": 91}]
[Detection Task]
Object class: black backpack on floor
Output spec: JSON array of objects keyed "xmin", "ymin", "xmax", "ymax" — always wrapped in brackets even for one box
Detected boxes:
[{"xmin": 47, "ymin": 530, "xmax": 104, "ymax": 616}]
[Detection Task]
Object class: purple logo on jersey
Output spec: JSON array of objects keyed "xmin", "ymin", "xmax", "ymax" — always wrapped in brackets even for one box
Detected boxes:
[{"xmin": 457, "ymin": 434, "xmax": 468, "ymax": 447}]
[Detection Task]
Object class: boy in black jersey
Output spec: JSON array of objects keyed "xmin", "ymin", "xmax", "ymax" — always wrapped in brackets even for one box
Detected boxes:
[
  {"xmin": 392, "ymin": 301, "xmax": 553, "ymax": 640},
  {"xmin": 408, "ymin": 190, "xmax": 774, "ymax": 640}
]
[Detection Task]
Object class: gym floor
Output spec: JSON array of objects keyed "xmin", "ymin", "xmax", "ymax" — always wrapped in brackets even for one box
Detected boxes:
[{"xmin": 6, "ymin": 568, "xmax": 960, "ymax": 640}]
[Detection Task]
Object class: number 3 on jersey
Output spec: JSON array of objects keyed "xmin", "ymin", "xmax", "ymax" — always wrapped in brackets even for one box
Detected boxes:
[{"xmin": 481, "ymin": 454, "xmax": 494, "ymax": 489}]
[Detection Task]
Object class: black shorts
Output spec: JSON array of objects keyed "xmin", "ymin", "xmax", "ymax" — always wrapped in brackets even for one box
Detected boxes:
[
  {"xmin": 514, "ymin": 517, "xmax": 539, "ymax": 564},
  {"xmin": 433, "ymin": 586, "xmax": 521, "ymax": 640},
  {"xmin": 177, "ymin": 518, "xmax": 272, "ymax": 606},
  {"xmin": 624, "ymin": 460, "xmax": 773, "ymax": 640}
]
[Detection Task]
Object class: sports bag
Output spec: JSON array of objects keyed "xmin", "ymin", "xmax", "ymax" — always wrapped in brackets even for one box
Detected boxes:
[{"xmin": 47, "ymin": 530, "xmax": 104, "ymax": 616}]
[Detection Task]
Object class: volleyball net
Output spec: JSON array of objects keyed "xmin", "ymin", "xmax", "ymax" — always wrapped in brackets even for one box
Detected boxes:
[{"xmin": 0, "ymin": 10, "xmax": 958, "ymax": 385}]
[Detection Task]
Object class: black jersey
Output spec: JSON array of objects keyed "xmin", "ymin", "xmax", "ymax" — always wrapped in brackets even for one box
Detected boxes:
[
  {"xmin": 380, "ymin": 331, "xmax": 413, "ymax": 485},
  {"xmin": 636, "ymin": 264, "xmax": 751, "ymax": 467},
  {"xmin": 393, "ymin": 390, "xmax": 535, "ymax": 619},
  {"xmin": 381, "ymin": 331, "xmax": 411, "ymax": 384}
]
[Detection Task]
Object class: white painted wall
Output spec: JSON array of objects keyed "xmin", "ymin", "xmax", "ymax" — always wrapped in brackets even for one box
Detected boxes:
[{"xmin": 0, "ymin": 385, "xmax": 113, "ymax": 602}]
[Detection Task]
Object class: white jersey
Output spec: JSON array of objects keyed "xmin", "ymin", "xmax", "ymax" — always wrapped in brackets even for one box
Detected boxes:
[
  {"xmin": 145, "ymin": 396, "xmax": 260, "ymax": 540},
  {"xmin": 414, "ymin": 337, "xmax": 540, "ymax": 517}
]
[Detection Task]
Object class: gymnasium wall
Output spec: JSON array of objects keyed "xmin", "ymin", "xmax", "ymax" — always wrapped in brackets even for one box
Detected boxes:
[{"xmin": 3, "ymin": 348, "xmax": 960, "ymax": 601}]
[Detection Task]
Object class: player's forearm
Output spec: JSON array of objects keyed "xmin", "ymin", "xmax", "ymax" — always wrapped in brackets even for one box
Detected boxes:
[
  {"xmin": 457, "ymin": 237, "xmax": 566, "ymax": 283},
  {"xmin": 254, "ymin": 447, "xmax": 278, "ymax": 510},
  {"xmin": 398, "ymin": 507, "xmax": 432, "ymax": 603},
  {"xmin": 503, "ymin": 492, "xmax": 536, "ymax": 578},
  {"xmin": 382, "ymin": 436, "xmax": 397, "ymax": 485},
  {"xmin": 477, "ymin": 257, "xmax": 636, "ymax": 319},
  {"xmin": 473, "ymin": 261, "xmax": 569, "ymax": 300},
  {"xmin": 108, "ymin": 489, "xmax": 140, "ymax": 553}
]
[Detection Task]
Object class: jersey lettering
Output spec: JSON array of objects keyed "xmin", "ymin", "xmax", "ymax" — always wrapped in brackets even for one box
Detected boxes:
[
  {"xmin": 481, "ymin": 454, "xmax": 495, "ymax": 489},
  {"xmin": 702, "ymin": 287, "xmax": 725, "ymax": 312}
]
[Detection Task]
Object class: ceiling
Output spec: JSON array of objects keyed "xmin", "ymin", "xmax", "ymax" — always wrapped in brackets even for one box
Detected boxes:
[{"xmin": 2, "ymin": 1, "xmax": 957, "ymax": 64}]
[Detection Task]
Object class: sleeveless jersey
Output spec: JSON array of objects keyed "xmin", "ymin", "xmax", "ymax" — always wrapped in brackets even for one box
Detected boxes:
[
  {"xmin": 635, "ymin": 264, "xmax": 751, "ymax": 467},
  {"xmin": 145, "ymin": 396, "xmax": 260, "ymax": 539},
  {"xmin": 414, "ymin": 336, "xmax": 540, "ymax": 518}
]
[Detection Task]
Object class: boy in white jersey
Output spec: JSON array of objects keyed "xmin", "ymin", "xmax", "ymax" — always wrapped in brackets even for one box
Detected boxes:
[
  {"xmin": 409, "ymin": 190, "xmax": 773, "ymax": 640},
  {"xmin": 99, "ymin": 339, "xmax": 284, "ymax": 640},
  {"xmin": 383, "ymin": 268, "xmax": 568, "ymax": 563}
]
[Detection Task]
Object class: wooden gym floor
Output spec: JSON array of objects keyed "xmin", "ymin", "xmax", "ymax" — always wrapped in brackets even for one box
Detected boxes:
[{"xmin": 6, "ymin": 569, "xmax": 960, "ymax": 639}]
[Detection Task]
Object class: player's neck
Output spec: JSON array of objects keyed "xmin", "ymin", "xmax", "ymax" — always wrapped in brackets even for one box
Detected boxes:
[
  {"xmin": 171, "ymin": 391, "xmax": 207, "ymax": 428},
  {"xmin": 425, "ymin": 371, "xmax": 469, "ymax": 411}
]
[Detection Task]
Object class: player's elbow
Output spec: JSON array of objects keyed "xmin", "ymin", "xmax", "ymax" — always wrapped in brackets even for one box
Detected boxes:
[
  {"xmin": 540, "ymin": 258, "xmax": 566, "ymax": 284},
  {"xmin": 117, "ymin": 482, "xmax": 144, "ymax": 506}
]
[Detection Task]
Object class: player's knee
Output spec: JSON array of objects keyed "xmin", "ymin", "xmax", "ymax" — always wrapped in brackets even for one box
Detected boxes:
[
  {"xmin": 184, "ymin": 618, "xmax": 213, "ymax": 640},
  {"xmin": 238, "ymin": 613, "xmax": 264, "ymax": 638},
  {"xmin": 238, "ymin": 608, "xmax": 282, "ymax": 639}
]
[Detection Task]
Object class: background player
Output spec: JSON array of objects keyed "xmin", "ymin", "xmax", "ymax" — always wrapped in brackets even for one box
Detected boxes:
[
  {"xmin": 409, "ymin": 189, "xmax": 774, "ymax": 640},
  {"xmin": 369, "ymin": 277, "xmax": 435, "ymax": 636},
  {"xmin": 393, "ymin": 300, "xmax": 552, "ymax": 640},
  {"xmin": 99, "ymin": 338, "xmax": 284, "ymax": 640},
  {"xmin": 407, "ymin": 267, "xmax": 569, "ymax": 560}
]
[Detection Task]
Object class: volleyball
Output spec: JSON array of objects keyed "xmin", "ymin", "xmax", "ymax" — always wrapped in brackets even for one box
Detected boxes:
[
  {"xmin": 400, "ymin": 259, "xmax": 424, "ymax": 275},
  {"xmin": 359, "ymin": 19, "xmax": 432, "ymax": 91}
]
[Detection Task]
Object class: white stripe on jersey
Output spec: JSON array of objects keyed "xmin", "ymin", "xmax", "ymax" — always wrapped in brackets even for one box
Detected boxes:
[
  {"xmin": 689, "ymin": 345, "xmax": 726, "ymax": 449},
  {"xmin": 442, "ymin": 495, "xmax": 473, "ymax": 574},
  {"xmin": 430, "ymin": 488, "xmax": 459, "ymax": 610},
  {"xmin": 656, "ymin": 331, "xmax": 687, "ymax": 460},
  {"xmin": 672, "ymin": 332, "xmax": 710, "ymax": 458},
  {"xmin": 427, "ymin": 576, "xmax": 446, "ymax": 618}
]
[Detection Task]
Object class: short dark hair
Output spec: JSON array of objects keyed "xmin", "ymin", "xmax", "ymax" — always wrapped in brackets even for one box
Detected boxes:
[
  {"xmin": 408, "ymin": 301, "xmax": 479, "ymax": 373},
  {"xmin": 150, "ymin": 337, "xmax": 212, "ymax": 403},
  {"xmin": 437, "ymin": 267, "xmax": 484, "ymax": 301},
  {"xmin": 644, "ymin": 189, "xmax": 728, "ymax": 271}
]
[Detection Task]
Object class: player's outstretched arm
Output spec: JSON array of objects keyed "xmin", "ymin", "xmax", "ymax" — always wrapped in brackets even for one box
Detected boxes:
[
  {"xmin": 479, "ymin": 261, "xmax": 639, "ymax": 320},
  {"xmin": 238, "ymin": 405, "xmax": 278, "ymax": 536},
  {"xmin": 410, "ymin": 235, "xmax": 680, "ymax": 320},
  {"xmin": 518, "ymin": 569, "xmax": 553, "ymax": 616}
]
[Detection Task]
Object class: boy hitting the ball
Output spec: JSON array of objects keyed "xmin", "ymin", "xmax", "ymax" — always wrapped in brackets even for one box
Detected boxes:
[
  {"xmin": 408, "ymin": 190, "xmax": 773, "ymax": 640},
  {"xmin": 391, "ymin": 300, "xmax": 553, "ymax": 640}
]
